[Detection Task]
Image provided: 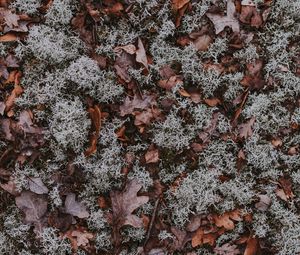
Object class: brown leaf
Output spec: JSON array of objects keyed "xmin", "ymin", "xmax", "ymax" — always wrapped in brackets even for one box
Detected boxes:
[
  {"xmin": 238, "ymin": 117, "xmax": 255, "ymax": 139},
  {"xmin": 278, "ymin": 176, "xmax": 294, "ymax": 200},
  {"xmin": 136, "ymin": 38, "xmax": 148, "ymax": 70},
  {"xmin": 85, "ymin": 105, "xmax": 101, "ymax": 157},
  {"xmin": 114, "ymin": 44, "xmax": 136, "ymax": 55},
  {"xmin": 204, "ymin": 98, "xmax": 221, "ymax": 106},
  {"xmin": 193, "ymin": 34, "xmax": 213, "ymax": 51},
  {"xmin": 0, "ymin": 177, "xmax": 19, "ymax": 195},
  {"xmin": 244, "ymin": 237, "xmax": 259, "ymax": 255},
  {"xmin": 15, "ymin": 191, "xmax": 48, "ymax": 233},
  {"xmin": 110, "ymin": 179, "xmax": 149, "ymax": 247},
  {"xmin": 5, "ymin": 84, "xmax": 23, "ymax": 112},
  {"xmin": 255, "ymin": 194, "xmax": 271, "ymax": 212},
  {"xmin": 158, "ymin": 75, "xmax": 183, "ymax": 91},
  {"xmin": 120, "ymin": 94, "xmax": 156, "ymax": 116},
  {"xmin": 214, "ymin": 243, "xmax": 240, "ymax": 255},
  {"xmin": 71, "ymin": 230, "xmax": 94, "ymax": 248},
  {"xmin": 145, "ymin": 146, "xmax": 159, "ymax": 163},
  {"xmin": 171, "ymin": 226, "xmax": 189, "ymax": 251},
  {"xmin": 28, "ymin": 177, "xmax": 49, "ymax": 194},
  {"xmin": 0, "ymin": 32, "xmax": 18, "ymax": 42},
  {"xmin": 0, "ymin": 9, "xmax": 19, "ymax": 28},
  {"xmin": 114, "ymin": 51, "xmax": 136, "ymax": 82},
  {"xmin": 240, "ymin": 5, "xmax": 263, "ymax": 28},
  {"xmin": 206, "ymin": 0, "xmax": 240, "ymax": 34},
  {"xmin": 172, "ymin": 0, "xmax": 190, "ymax": 10},
  {"xmin": 65, "ymin": 193, "xmax": 89, "ymax": 218}
]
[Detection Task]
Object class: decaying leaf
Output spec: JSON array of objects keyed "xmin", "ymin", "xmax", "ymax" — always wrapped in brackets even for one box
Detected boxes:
[
  {"xmin": 158, "ymin": 75, "xmax": 183, "ymax": 91},
  {"xmin": 136, "ymin": 38, "xmax": 148, "ymax": 70},
  {"xmin": 238, "ymin": 117, "xmax": 255, "ymax": 139},
  {"xmin": 120, "ymin": 94, "xmax": 156, "ymax": 116},
  {"xmin": 206, "ymin": 0, "xmax": 240, "ymax": 34},
  {"xmin": 85, "ymin": 104, "xmax": 101, "ymax": 157},
  {"xmin": 212, "ymin": 209, "xmax": 242, "ymax": 230},
  {"xmin": 172, "ymin": 0, "xmax": 190, "ymax": 10},
  {"xmin": 15, "ymin": 191, "xmax": 48, "ymax": 233},
  {"xmin": 255, "ymin": 194, "xmax": 271, "ymax": 212},
  {"xmin": 110, "ymin": 179, "xmax": 149, "ymax": 247},
  {"xmin": 214, "ymin": 243, "xmax": 240, "ymax": 255},
  {"xmin": 145, "ymin": 146, "xmax": 159, "ymax": 163},
  {"xmin": 193, "ymin": 34, "xmax": 213, "ymax": 51},
  {"xmin": 65, "ymin": 193, "xmax": 89, "ymax": 218},
  {"xmin": 28, "ymin": 177, "xmax": 49, "ymax": 194},
  {"xmin": 244, "ymin": 237, "xmax": 260, "ymax": 255}
]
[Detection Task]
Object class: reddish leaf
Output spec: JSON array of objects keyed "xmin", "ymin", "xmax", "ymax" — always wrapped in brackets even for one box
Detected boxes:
[
  {"xmin": 120, "ymin": 94, "xmax": 156, "ymax": 116},
  {"xmin": 255, "ymin": 194, "xmax": 271, "ymax": 212},
  {"xmin": 145, "ymin": 146, "xmax": 159, "ymax": 163},
  {"xmin": 244, "ymin": 237, "xmax": 259, "ymax": 255},
  {"xmin": 172, "ymin": 0, "xmax": 190, "ymax": 10}
]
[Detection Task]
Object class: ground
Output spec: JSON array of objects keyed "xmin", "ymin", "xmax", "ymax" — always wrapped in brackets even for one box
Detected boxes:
[{"xmin": 0, "ymin": 0, "xmax": 300, "ymax": 254}]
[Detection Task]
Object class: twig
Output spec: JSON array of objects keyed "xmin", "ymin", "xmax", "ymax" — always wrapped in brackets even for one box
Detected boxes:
[{"xmin": 144, "ymin": 198, "xmax": 160, "ymax": 247}]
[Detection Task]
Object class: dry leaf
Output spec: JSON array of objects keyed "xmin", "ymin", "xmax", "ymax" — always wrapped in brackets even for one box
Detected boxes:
[
  {"xmin": 238, "ymin": 117, "xmax": 255, "ymax": 139},
  {"xmin": 145, "ymin": 147, "xmax": 159, "ymax": 163},
  {"xmin": 278, "ymin": 176, "xmax": 294, "ymax": 200},
  {"xmin": 172, "ymin": 0, "xmax": 190, "ymax": 10},
  {"xmin": 255, "ymin": 194, "xmax": 271, "ymax": 211},
  {"xmin": 110, "ymin": 179, "xmax": 149, "ymax": 247},
  {"xmin": 240, "ymin": 5, "xmax": 263, "ymax": 28},
  {"xmin": 65, "ymin": 193, "xmax": 89, "ymax": 218},
  {"xmin": 28, "ymin": 177, "xmax": 49, "ymax": 194},
  {"xmin": 0, "ymin": 9, "xmax": 20, "ymax": 28},
  {"xmin": 193, "ymin": 34, "xmax": 212, "ymax": 51},
  {"xmin": 136, "ymin": 38, "xmax": 148, "ymax": 70},
  {"xmin": 158, "ymin": 75, "xmax": 183, "ymax": 91},
  {"xmin": 244, "ymin": 237, "xmax": 259, "ymax": 255},
  {"xmin": 71, "ymin": 230, "xmax": 94, "ymax": 247},
  {"xmin": 0, "ymin": 32, "xmax": 18, "ymax": 42},
  {"xmin": 204, "ymin": 98, "xmax": 221, "ymax": 106},
  {"xmin": 5, "ymin": 84, "xmax": 23, "ymax": 113},
  {"xmin": 85, "ymin": 105, "xmax": 101, "ymax": 157},
  {"xmin": 214, "ymin": 243, "xmax": 240, "ymax": 255},
  {"xmin": 206, "ymin": 0, "xmax": 240, "ymax": 34},
  {"xmin": 120, "ymin": 94, "xmax": 156, "ymax": 116},
  {"xmin": 15, "ymin": 191, "xmax": 48, "ymax": 233},
  {"xmin": 114, "ymin": 44, "xmax": 136, "ymax": 55}
]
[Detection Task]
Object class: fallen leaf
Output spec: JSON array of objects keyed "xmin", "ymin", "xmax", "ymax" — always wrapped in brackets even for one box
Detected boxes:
[
  {"xmin": 0, "ymin": 32, "xmax": 18, "ymax": 42},
  {"xmin": 114, "ymin": 44, "xmax": 136, "ymax": 55},
  {"xmin": 114, "ymin": 51, "xmax": 136, "ymax": 82},
  {"xmin": 120, "ymin": 94, "xmax": 156, "ymax": 116},
  {"xmin": 204, "ymin": 98, "xmax": 221, "ymax": 106},
  {"xmin": 65, "ymin": 193, "xmax": 89, "ymax": 218},
  {"xmin": 145, "ymin": 146, "xmax": 159, "ymax": 163},
  {"xmin": 5, "ymin": 84, "xmax": 23, "ymax": 113},
  {"xmin": 240, "ymin": 5, "xmax": 263, "ymax": 28},
  {"xmin": 15, "ymin": 191, "xmax": 48, "ymax": 233},
  {"xmin": 28, "ymin": 177, "xmax": 49, "ymax": 194},
  {"xmin": 85, "ymin": 105, "xmax": 101, "ymax": 157},
  {"xmin": 71, "ymin": 230, "xmax": 94, "ymax": 247},
  {"xmin": 206, "ymin": 0, "xmax": 240, "ymax": 34},
  {"xmin": 136, "ymin": 38, "xmax": 148, "ymax": 70},
  {"xmin": 172, "ymin": 0, "xmax": 190, "ymax": 10},
  {"xmin": 0, "ymin": 9, "xmax": 19, "ymax": 28},
  {"xmin": 0, "ymin": 177, "xmax": 19, "ymax": 195},
  {"xmin": 192, "ymin": 228, "xmax": 217, "ymax": 247},
  {"xmin": 110, "ymin": 179, "xmax": 149, "ymax": 247},
  {"xmin": 158, "ymin": 75, "xmax": 183, "ymax": 90},
  {"xmin": 278, "ymin": 176, "xmax": 294, "ymax": 200},
  {"xmin": 255, "ymin": 194, "xmax": 271, "ymax": 211},
  {"xmin": 244, "ymin": 237, "xmax": 259, "ymax": 255},
  {"xmin": 238, "ymin": 117, "xmax": 255, "ymax": 139},
  {"xmin": 171, "ymin": 226, "xmax": 189, "ymax": 251},
  {"xmin": 193, "ymin": 34, "xmax": 213, "ymax": 51},
  {"xmin": 214, "ymin": 243, "xmax": 240, "ymax": 255}
]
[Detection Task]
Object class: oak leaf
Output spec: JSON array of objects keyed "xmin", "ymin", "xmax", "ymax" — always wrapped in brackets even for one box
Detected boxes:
[
  {"xmin": 65, "ymin": 193, "xmax": 89, "ymax": 218},
  {"xmin": 28, "ymin": 177, "xmax": 49, "ymax": 194},
  {"xmin": 110, "ymin": 179, "xmax": 149, "ymax": 247},
  {"xmin": 206, "ymin": 0, "xmax": 240, "ymax": 34},
  {"xmin": 15, "ymin": 191, "xmax": 48, "ymax": 233},
  {"xmin": 238, "ymin": 117, "xmax": 255, "ymax": 139},
  {"xmin": 214, "ymin": 243, "xmax": 240, "ymax": 255}
]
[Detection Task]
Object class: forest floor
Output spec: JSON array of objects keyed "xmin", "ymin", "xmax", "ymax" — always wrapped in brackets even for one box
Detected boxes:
[{"xmin": 0, "ymin": 0, "xmax": 300, "ymax": 254}]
